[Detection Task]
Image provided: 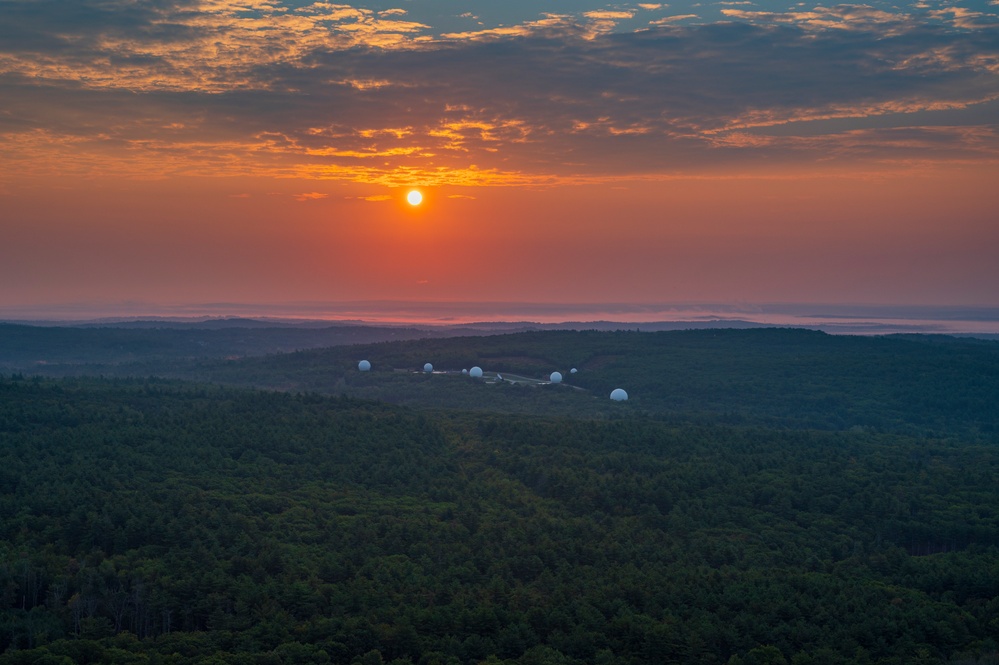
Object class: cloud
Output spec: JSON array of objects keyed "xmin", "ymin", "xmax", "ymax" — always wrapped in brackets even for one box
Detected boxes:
[
  {"xmin": 708, "ymin": 124, "xmax": 999, "ymax": 161},
  {"xmin": 2, "ymin": 1, "xmax": 998, "ymax": 187},
  {"xmin": 927, "ymin": 7, "xmax": 999, "ymax": 30},
  {"xmin": 294, "ymin": 192, "xmax": 328, "ymax": 201},
  {"xmin": 583, "ymin": 11, "xmax": 636, "ymax": 20},
  {"xmin": 649, "ymin": 14, "xmax": 701, "ymax": 24},
  {"xmin": 719, "ymin": 5, "xmax": 914, "ymax": 33},
  {"xmin": 582, "ymin": 9, "xmax": 637, "ymax": 36},
  {"xmin": 440, "ymin": 15, "xmax": 574, "ymax": 41},
  {"xmin": 0, "ymin": 0, "xmax": 432, "ymax": 92}
]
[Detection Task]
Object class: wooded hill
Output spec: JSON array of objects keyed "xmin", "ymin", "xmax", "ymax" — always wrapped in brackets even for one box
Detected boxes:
[
  {"xmin": 95, "ymin": 328, "xmax": 999, "ymax": 437},
  {"xmin": 0, "ymin": 327, "xmax": 998, "ymax": 664},
  {"xmin": 0, "ymin": 322, "xmax": 468, "ymax": 369}
]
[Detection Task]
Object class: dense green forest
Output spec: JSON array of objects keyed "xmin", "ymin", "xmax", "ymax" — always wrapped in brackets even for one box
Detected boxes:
[
  {"xmin": 8, "ymin": 325, "xmax": 999, "ymax": 438},
  {"xmin": 1, "ymin": 328, "xmax": 998, "ymax": 664},
  {"xmin": 0, "ymin": 322, "xmax": 471, "ymax": 368},
  {"xmin": 82, "ymin": 328, "xmax": 999, "ymax": 437}
]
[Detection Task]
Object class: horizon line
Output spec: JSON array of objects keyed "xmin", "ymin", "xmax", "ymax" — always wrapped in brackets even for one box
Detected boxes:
[{"xmin": 2, "ymin": 300, "xmax": 999, "ymax": 335}]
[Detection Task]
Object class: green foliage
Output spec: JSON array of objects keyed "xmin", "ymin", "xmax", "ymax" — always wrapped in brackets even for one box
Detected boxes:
[
  {"xmin": 0, "ymin": 322, "xmax": 462, "ymax": 370},
  {"xmin": 59, "ymin": 328, "xmax": 997, "ymax": 437},
  {"xmin": 0, "ymin": 329, "xmax": 997, "ymax": 664}
]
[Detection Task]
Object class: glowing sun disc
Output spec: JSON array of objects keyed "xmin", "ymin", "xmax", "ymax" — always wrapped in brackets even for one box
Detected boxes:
[{"xmin": 407, "ymin": 190, "xmax": 423, "ymax": 206}]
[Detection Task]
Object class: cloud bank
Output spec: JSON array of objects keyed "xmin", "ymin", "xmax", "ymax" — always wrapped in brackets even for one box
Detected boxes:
[{"xmin": 1, "ymin": 1, "xmax": 998, "ymax": 186}]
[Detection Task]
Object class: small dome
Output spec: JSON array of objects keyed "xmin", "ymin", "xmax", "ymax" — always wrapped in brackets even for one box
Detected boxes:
[
  {"xmin": 570, "ymin": 368, "xmax": 578, "ymax": 374},
  {"xmin": 610, "ymin": 388, "xmax": 628, "ymax": 401},
  {"xmin": 469, "ymin": 366, "xmax": 483, "ymax": 378},
  {"xmin": 462, "ymin": 369, "xmax": 468, "ymax": 375},
  {"xmin": 550, "ymin": 372, "xmax": 563, "ymax": 384},
  {"xmin": 424, "ymin": 363, "xmax": 433, "ymax": 373},
  {"xmin": 358, "ymin": 360, "xmax": 371, "ymax": 372}
]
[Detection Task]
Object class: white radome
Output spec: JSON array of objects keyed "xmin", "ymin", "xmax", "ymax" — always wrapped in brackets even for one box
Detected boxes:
[
  {"xmin": 469, "ymin": 366, "xmax": 483, "ymax": 378},
  {"xmin": 358, "ymin": 360, "xmax": 371, "ymax": 372},
  {"xmin": 570, "ymin": 368, "xmax": 578, "ymax": 374},
  {"xmin": 610, "ymin": 388, "xmax": 628, "ymax": 401},
  {"xmin": 550, "ymin": 372, "xmax": 562, "ymax": 384},
  {"xmin": 424, "ymin": 363, "xmax": 433, "ymax": 373},
  {"xmin": 462, "ymin": 369, "xmax": 468, "ymax": 375}
]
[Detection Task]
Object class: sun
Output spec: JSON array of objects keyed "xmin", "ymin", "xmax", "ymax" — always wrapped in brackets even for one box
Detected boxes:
[{"xmin": 406, "ymin": 189, "xmax": 423, "ymax": 206}]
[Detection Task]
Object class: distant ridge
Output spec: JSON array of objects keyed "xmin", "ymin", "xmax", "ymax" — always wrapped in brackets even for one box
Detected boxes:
[
  {"xmin": 3, "ymin": 301, "xmax": 998, "ymax": 334},
  {"xmin": 5, "ymin": 316, "xmax": 990, "ymax": 337},
  {"xmin": 0, "ymin": 317, "xmax": 369, "ymax": 329}
]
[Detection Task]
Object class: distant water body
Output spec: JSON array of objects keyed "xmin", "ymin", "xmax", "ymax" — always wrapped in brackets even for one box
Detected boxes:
[{"xmin": 4, "ymin": 302, "xmax": 999, "ymax": 336}]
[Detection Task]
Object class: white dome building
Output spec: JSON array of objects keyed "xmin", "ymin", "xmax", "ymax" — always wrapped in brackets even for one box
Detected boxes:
[{"xmin": 610, "ymin": 388, "xmax": 628, "ymax": 401}]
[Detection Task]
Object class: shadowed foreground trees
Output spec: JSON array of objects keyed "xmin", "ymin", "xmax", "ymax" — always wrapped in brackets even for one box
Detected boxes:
[{"xmin": 0, "ymin": 369, "xmax": 997, "ymax": 664}]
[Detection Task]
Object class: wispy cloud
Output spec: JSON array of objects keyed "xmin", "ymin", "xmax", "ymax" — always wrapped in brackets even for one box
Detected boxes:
[
  {"xmin": 740, "ymin": 6, "xmax": 914, "ymax": 29},
  {"xmin": 293, "ymin": 192, "xmax": 329, "ymax": 201},
  {"xmin": 649, "ymin": 14, "xmax": 701, "ymax": 24},
  {"xmin": 1, "ymin": 1, "xmax": 998, "ymax": 188}
]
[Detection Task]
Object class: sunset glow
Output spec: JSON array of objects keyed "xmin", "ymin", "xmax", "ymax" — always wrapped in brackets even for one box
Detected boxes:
[{"xmin": 1, "ymin": 1, "xmax": 997, "ymax": 321}]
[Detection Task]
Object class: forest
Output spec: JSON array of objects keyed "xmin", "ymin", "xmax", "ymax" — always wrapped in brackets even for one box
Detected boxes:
[
  {"xmin": 1, "ymin": 326, "xmax": 998, "ymax": 664},
  {"xmin": 0, "ymin": 322, "xmax": 475, "ymax": 368}
]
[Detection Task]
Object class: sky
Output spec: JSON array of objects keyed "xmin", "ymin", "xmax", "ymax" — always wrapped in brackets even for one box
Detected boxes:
[{"xmin": 1, "ymin": 0, "xmax": 998, "ymax": 321}]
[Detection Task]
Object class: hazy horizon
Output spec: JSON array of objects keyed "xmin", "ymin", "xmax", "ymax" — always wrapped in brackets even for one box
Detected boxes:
[{"xmin": 4, "ymin": 300, "xmax": 999, "ymax": 335}]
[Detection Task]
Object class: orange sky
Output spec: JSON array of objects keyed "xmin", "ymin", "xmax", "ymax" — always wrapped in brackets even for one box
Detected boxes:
[{"xmin": 2, "ymin": 1, "xmax": 998, "ymax": 320}]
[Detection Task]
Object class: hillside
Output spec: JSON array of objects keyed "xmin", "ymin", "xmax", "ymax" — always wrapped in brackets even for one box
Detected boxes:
[
  {"xmin": 0, "ymin": 321, "xmax": 472, "ymax": 370},
  {"xmin": 100, "ymin": 328, "xmax": 999, "ymax": 437},
  {"xmin": 1, "ymin": 328, "xmax": 998, "ymax": 664},
  {"xmin": 0, "ymin": 376, "xmax": 998, "ymax": 665}
]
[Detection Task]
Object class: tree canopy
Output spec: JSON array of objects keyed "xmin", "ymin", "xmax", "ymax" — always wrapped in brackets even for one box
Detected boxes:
[{"xmin": 1, "ymin": 328, "xmax": 998, "ymax": 664}]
